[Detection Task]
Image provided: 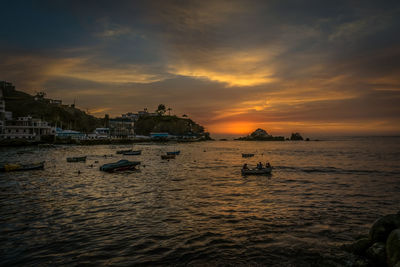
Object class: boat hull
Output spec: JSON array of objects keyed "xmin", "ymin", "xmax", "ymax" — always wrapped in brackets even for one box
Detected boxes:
[
  {"xmin": 1, "ymin": 161, "xmax": 45, "ymax": 172},
  {"xmin": 241, "ymin": 167, "xmax": 272, "ymax": 175},
  {"xmin": 122, "ymin": 150, "xmax": 141, "ymax": 155},
  {"xmin": 100, "ymin": 160, "xmax": 140, "ymax": 172},
  {"xmin": 166, "ymin": 151, "xmax": 180, "ymax": 155},
  {"xmin": 116, "ymin": 149, "xmax": 133, "ymax": 154}
]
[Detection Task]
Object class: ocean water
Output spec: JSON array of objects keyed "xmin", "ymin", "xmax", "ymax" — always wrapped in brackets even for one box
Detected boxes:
[{"xmin": 1, "ymin": 137, "xmax": 399, "ymax": 266}]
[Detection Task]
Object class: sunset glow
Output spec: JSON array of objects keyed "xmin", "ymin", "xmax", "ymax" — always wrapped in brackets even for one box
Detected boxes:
[
  {"xmin": 208, "ymin": 122, "xmax": 258, "ymax": 135},
  {"xmin": 1, "ymin": 1, "xmax": 399, "ymax": 136}
]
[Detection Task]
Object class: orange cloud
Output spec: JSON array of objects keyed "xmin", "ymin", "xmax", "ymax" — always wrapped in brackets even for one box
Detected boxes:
[
  {"xmin": 88, "ymin": 107, "xmax": 111, "ymax": 114},
  {"xmin": 169, "ymin": 48, "xmax": 279, "ymax": 87}
]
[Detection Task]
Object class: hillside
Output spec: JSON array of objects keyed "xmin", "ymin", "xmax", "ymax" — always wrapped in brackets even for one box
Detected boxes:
[
  {"xmin": 134, "ymin": 115, "xmax": 209, "ymax": 137},
  {"xmin": 3, "ymin": 88, "xmax": 103, "ymax": 133}
]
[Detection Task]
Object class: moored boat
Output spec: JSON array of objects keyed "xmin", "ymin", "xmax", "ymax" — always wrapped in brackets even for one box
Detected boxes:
[
  {"xmin": 242, "ymin": 153, "xmax": 255, "ymax": 158},
  {"xmin": 161, "ymin": 154, "xmax": 176, "ymax": 160},
  {"xmin": 167, "ymin": 151, "xmax": 180, "ymax": 155},
  {"xmin": 116, "ymin": 149, "xmax": 133, "ymax": 154},
  {"xmin": 100, "ymin": 160, "xmax": 140, "ymax": 172},
  {"xmin": 241, "ymin": 167, "xmax": 272, "ymax": 175},
  {"xmin": 122, "ymin": 150, "xmax": 141, "ymax": 155},
  {"xmin": 0, "ymin": 161, "xmax": 45, "ymax": 172},
  {"xmin": 67, "ymin": 156, "xmax": 87, "ymax": 162}
]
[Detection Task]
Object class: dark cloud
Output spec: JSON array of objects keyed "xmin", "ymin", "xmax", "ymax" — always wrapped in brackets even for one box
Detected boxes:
[{"xmin": 1, "ymin": 0, "xmax": 399, "ymax": 135}]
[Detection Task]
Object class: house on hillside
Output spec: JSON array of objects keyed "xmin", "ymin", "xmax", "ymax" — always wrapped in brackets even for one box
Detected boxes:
[
  {"xmin": 50, "ymin": 99, "xmax": 62, "ymax": 105},
  {"xmin": 1, "ymin": 116, "xmax": 56, "ymax": 141},
  {"xmin": 109, "ymin": 117, "xmax": 135, "ymax": 138},
  {"xmin": 0, "ymin": 81, "xmax": 16, "ymax": 94},
  {"xmin": 86, "ymin": 128, "xmax": 110, "ymax": 139}
]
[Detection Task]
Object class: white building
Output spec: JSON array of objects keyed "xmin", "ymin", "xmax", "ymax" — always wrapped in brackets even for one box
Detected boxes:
[
  {"xmin": 0, "ymin": 88, "xmax": 5, "ymax": 132},
  {"xmin": 1, "ymin": 116, "xmax": 56, "ymax": 141},
  {"xmin": 89, "ymin": 128, "xmax": 109, "ymax": 139},
  {"xmin": 0, "ymin": 87, "xmax": 11, "ymax": 134}
]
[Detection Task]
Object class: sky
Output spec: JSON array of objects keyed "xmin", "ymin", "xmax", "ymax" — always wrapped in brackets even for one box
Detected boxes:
[{"xmin": 1, "ymin": 0, "xmax": 400, "ymax": 137}]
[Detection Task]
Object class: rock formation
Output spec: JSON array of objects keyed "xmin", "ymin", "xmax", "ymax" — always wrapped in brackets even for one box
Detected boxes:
[{"xmin": 345, "ymin": 211, "xmax": 400, "ymax": 267}]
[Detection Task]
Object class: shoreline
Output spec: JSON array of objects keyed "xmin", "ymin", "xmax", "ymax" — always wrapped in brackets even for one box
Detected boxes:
[{"xmin": 0, "ymin": 137, "xmax": 212, "ymax": 147}]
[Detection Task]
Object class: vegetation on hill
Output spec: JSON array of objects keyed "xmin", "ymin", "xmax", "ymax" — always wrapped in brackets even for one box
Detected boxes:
[
  {"xmin": 3, "ymin": 89, "xmax": 103, "ymax": 132},
  {"xmin": 134, "ymin": 115, "xmax": 208, "ymax": 137}
]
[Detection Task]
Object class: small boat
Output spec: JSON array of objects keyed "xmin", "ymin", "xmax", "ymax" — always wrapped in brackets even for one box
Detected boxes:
[
  {"xmin": 241, "ymin": 167, "xmax": 272, "ymax": 175},
  {"xmin": 100, "ymin": 160, "xmax": 140, "ymax": 172},
  {"xmin": 116, "ymin": 149, "xmax": 133, "ymax": 154},
  {"xmin": 242, "ymin": 153, "xmax": 255, "ymax": 157},
  {"xmin": 167, "ymin": 151, "xmax": 180, "ymax": 155},
  {"xmin": 161, "ymin": 154, "xmax": 176, "ymax": 160},
  {"xmin": 122, "ymin": 150, "xmax": 141, "ymax": 155},
  {"xmin": 67, "ymin": 156, "xmax": 87, "ymax": 162},
  {"xmin": 0, "ymin": 161, "xmax": 45, "ymax": 172}
]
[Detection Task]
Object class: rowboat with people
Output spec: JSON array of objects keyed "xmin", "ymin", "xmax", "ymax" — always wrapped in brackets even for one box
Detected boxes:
[{"xmin": 241, "ymin": 162, "xmax": 272, "ymax": 175}]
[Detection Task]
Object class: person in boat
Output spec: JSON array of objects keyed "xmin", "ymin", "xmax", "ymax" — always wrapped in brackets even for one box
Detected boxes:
[
  {"xmin": 242, "ymin": 163, "xmax": 249, "ymax": 170},
  {"xmin": 257, "ymin": 162, "xmax": 263, "ymax": 169},
  {"xmin": 266, "ymin": 162, "xmax": 271, "ymax": 168}
]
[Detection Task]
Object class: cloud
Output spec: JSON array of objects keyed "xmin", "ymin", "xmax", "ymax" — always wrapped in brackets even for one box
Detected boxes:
[
  {"xmin": 1, "ymin": 0, "xmax": 400, "ymax": 135},
  {"xmin": 168, "ymin": 48, "xmax": 279, "ymax": 86}
]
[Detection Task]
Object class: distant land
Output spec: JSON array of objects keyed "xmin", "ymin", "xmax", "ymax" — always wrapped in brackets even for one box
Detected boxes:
[
  {"xmin": 2, "ymin": 85, "xmax": 209, "ymax": 139},
  {"xmin": 236, "ymin": 128, "xmax": 308, "ymax": 141}
]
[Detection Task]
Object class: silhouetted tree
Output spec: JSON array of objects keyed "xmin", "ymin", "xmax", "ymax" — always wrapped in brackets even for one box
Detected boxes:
[
  {"xmin": 156, "ymin": 104, "xmax": 166, "ymax": 115},
  {"xmin": 104, "ymin": 114, "xmax": 109, "ymax": 128}
]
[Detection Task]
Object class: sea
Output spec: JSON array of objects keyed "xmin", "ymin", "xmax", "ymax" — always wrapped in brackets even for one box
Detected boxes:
[{"xmin": 1, "ymin": 137, "xmax": 399, "ymax": 266}]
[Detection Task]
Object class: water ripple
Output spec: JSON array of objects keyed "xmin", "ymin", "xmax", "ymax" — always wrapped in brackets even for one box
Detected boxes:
[{"xmin": 1, "ymin": 139, "xmax": 400, "ymax": 265}]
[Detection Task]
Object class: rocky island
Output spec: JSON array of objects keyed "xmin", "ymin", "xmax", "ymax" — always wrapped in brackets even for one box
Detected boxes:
[
  {"xmin": 235, "ymin": 128, "xmax": 312, "ymax": 141},
  {"xmin": 235, "ymin": 128, "xmax": 285, "ymax": 141}
]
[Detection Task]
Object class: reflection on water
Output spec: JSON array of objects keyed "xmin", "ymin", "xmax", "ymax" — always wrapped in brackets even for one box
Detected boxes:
[{"xmin": 1, "ymin": 138, "xmax": 400, "ymax": 265}]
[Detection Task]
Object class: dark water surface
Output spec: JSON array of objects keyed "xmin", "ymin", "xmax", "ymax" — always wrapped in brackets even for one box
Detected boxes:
[{"xmin": 1, "ymin": 137, "xmax": 400, "ymax": 266}]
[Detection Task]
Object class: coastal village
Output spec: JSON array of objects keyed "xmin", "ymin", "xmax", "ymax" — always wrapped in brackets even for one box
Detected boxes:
[
  {"xmin": 0, "ymin": 81, "xmax": 208, "ymax": 143},
  {"xmin": 1, "ymin": 81, "xmax": 307, "ymax": 144}
]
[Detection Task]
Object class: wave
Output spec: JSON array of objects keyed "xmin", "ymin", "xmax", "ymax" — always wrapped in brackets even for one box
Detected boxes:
[{"xmin": 275, "ymin": 165, "xmax": 400, "ymax": 175}]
